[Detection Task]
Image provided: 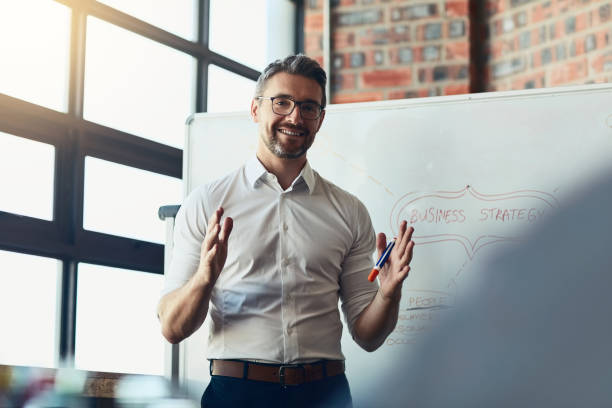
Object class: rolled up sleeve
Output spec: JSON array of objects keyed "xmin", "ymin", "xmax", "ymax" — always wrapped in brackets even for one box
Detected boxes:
[{"xmin": 339, "ymin": 198, "xmax": 378, "ymax": 337}]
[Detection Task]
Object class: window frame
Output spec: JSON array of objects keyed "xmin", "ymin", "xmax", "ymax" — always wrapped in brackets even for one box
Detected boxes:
[{"xmin": 0, "ymin": 0, "xmax": 298, "ymax": 369}]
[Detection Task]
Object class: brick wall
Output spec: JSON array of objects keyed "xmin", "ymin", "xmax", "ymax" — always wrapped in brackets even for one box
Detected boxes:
[
  {"xmin": 304, "ymin": 0, "xmax": 325, "ymax": 67},
  {"xmin": 303, "ymin": 0, "xmax": 612, "ymax": 103},
  {"xmin": 304, "ymin": 0, "xmax": 471, "ymax": 103},
  {"xmin": 488, "ymin": 0, "xmax": 612, "ymax": 91}
]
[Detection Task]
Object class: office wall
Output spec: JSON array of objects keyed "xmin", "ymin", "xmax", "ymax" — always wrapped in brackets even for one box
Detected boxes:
[
  {"xmin": 302, "ymin": 0, "xmax": 612, "ymax": 101},
  {"xmin": 487, "ymin": 0, "xmax": 612, "ymax": 91},
  {"xmin": 305, "ymin": 0, "xmax": 470, "ymax": 102}
]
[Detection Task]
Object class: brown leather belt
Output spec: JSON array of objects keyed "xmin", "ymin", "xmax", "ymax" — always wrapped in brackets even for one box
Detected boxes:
[{"xmin": 210, "ymin": 359, "xmax": 345, "ymax": 386}]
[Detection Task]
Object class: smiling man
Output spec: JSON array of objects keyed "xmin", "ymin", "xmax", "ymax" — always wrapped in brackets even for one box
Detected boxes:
[{"xmin": 157, "ymin": 54, "xmax": 415, "ymax": 408}]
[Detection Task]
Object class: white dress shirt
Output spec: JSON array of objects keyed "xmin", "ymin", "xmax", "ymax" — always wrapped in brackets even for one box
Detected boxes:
[{"xmin": 164, "ymin": 156, "xmax": 378, "ymax": 363}]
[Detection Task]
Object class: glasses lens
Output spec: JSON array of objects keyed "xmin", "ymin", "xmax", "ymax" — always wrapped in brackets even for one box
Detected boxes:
[
  {"xmin": 300, "ymin": 102, "xmax": 321, "ymax": 120},
  {"xmin": 271, "ymin": 97, "xmax": 294, "ymax": 115}
]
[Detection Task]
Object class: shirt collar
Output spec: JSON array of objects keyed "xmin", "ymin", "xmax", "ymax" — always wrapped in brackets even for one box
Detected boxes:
[
  {"xmin": 299, "ymin": 161, "xmax": 316, "ymax": 194},
  {"xmin": 245, "ymin": 156, "xmax": 316, "ymax": 194},
  {"xmin": 245, "ymin": 156, "xmax": 268, "ymax": 188}
]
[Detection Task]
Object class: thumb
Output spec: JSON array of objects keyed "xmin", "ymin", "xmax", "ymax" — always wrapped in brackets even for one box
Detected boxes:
[{"xmin": 376, "ymin": 232, "xmax": 387, "ymax": 258}]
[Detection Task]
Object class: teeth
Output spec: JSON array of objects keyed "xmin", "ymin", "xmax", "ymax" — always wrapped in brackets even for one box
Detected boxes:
[{"xmin": 279, "ymin": 129, "xmax": 304, "ymax": 136}]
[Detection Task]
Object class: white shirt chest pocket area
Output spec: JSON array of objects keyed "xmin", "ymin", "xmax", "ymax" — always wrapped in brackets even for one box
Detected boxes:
[
  {"xmin": 223, "ymin": 223, "xmax": 278, "ymax": 271},
  {"xmin": 292, "ymin": 222, "xmax": 352, "ymax": 277}
]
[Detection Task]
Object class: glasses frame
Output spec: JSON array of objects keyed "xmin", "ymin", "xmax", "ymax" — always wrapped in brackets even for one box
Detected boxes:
[{"xmin": 256, "ymin": 96, "xmax": 324, "ymax": 120}]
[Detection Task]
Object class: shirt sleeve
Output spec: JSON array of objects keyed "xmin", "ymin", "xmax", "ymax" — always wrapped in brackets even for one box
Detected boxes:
[
  {"xmin": 161, "ymin": 185, "xmax": 210, "ymax": 297},
  {"xmin": 339, "ymin": 197, "xmax": 378, "ymax": 338}
]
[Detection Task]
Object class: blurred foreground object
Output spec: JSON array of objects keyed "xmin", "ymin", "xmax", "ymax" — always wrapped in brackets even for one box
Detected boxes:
[
  {"xmin": 369, "ymin": 167, "xmax": 612, "ymax": 408},
  {"xmin": 0, "ymin": 365, "xmax": 197, "ymax": 407}
]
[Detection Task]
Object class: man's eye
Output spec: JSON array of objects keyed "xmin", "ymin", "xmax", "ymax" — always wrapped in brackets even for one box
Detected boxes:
[
  {"xmin": 302, "ymin": 103, "xmax": 317, "ymax": 112},
  {"xmin": 275, "ymin": 99, "xmax": 290, "ymax": 106}
]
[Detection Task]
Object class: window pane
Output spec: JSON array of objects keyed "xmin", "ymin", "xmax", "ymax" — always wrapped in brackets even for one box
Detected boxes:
[
  {"xmin": 83, "ymin": 156, "xmax": 182, "ymax": 244},
  {"xmin": 75, "ymin": 263, "xmax": 164, "ymax": 375},
  {"xmin": 0, "ymin": 132, "xmax": 55, "ymax": 220},
  {"xmin": 0, "ymin": 0, "xmax": 71, "ymax": 111},
  {"xmin": 207, "ymin": 65, "xmax": 256, "ymax": 113},
  {"xmin": 84, "ymin": 17, "xmax": 195, "ymax": 148},
  {"xmin": 96, "ymin": 0, "xmax": 198, "ymax": 40},
  {"xmin": 0, "ymin": 250, "xmax": 60, "ymax": 368},
  {"xmin": 210, "ymin": 0, "xmax": 266, "ymax": 70}
]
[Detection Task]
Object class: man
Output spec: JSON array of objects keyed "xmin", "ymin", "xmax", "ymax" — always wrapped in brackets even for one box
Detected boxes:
[{"xmin": 157, "ymin": 54, "xmax": 415, "ymax": 408}]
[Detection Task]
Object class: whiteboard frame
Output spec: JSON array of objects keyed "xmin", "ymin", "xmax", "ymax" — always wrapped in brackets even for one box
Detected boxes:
[{"xmin": 185, "ymin": 83, "xmax": 612, "ymax": 194}]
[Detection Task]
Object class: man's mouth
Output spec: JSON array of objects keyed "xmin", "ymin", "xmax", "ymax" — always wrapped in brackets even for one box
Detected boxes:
[{"xmin": 277, "ymin": 127, "xmax": 307, "ymax": 137}]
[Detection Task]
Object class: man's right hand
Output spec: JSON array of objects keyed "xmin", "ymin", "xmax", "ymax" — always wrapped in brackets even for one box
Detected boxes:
[
  {"xmin": 158, "ymin": 206, "xmax": 233, "ymax": 344},
  {"xmin": 195, "ymin": 207, "xmax": 233, "ymax": 287}
]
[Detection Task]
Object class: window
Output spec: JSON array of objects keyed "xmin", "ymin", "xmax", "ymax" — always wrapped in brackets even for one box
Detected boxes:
[
  {"xmin": 75, "ymin": 263, "xmax": 164, "ymax": 375},
  {"xmin": 0, "ymin": 251, "xmax": 60, "ymax": 368},
  {"xmin": 0, "ymin": 0, "xmax": 295, "ymax": 375},
  {"xmin": 209, "ymin": 0, "xmax": 268, "ymax": 71},
  {"xmin": 0, "ymin": 132, "xmax": 55, "ymax": 220},
  {"xmin": 84, "ymin": 16, "xmax": 196, "ymax": 148},
  {"xmin": 209, "ymin": 0, "xmax": 296, "ymax": 72},
  {"xmin": 0, "ymin": 0, "xmax": 71, "ymax": 111},
  {"xmin": 96, "ymin": 0, "xmax": 198, "ymax": 41},
  {"xmin": 83, "ymin": 156, "xmax": 182, "ymax": 244},
  {"xmin": 207, "ymin": 65, "xmax": 257, "ymax": 113}
]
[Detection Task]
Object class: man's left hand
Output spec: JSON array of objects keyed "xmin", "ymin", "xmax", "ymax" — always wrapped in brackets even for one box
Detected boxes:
[{"xmin": 376, "ymin": 221, "xmax": 415, "ymax": 301}]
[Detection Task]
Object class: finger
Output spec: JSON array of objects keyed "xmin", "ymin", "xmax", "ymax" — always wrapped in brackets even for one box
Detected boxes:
[
  {"xmin": 398, "ymin": 265, "xmax": 411, "ymax": 281},
  {"xmin": 401, "ymin": 225, "xmax": 414, "ymax": 255},
  {"xmin": 202, "ymin": 223, "xmax": 220, "ymax": 252},
  {"xmin": 205, "ymin": 242, "xmax": 218, "ymax": 263},
  {"xmin": 376, "ymin": 232, "xmax": 387, "ymax": 257},
  {"xmin": 205, "ymin": 208, "xmax": 221, "ymax": 237},
  {"xmin": 399, "ymin": 240, "xmax": 415, "ymax": 265},
  {"xmin": 219, "ymin": 216, "xmax": 234, "ymax": 246},
  {"xmin": 395, "ymin": 221, "xmax": 409, "ymax": 254}
]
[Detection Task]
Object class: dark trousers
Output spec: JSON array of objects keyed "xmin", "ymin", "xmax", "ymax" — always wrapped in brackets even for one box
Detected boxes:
[{"xmin": 201, "ymin": 373, "xmax": 353, "ymax": 408}]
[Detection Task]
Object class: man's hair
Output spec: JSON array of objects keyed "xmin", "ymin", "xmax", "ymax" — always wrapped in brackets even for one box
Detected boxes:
[{"xmin": 254, "ymin": 54, "xmax": 327, "ymax": 108}]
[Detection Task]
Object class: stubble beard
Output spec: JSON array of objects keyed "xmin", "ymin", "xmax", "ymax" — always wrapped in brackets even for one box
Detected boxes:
[{"xmin": 263, "ymin": 129, "xmax": 310, "ymax": 159}]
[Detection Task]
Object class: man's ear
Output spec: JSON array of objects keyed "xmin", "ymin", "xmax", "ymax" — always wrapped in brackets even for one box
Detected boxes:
[{"xmin": 250, "ymin": 99, "xmax": 259, "ymax": 123}]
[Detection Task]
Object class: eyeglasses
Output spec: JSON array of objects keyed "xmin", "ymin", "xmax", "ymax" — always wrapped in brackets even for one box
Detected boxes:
[{"xmin": 256, "ymin": 96, "xmax": 323, "ymax": 120}]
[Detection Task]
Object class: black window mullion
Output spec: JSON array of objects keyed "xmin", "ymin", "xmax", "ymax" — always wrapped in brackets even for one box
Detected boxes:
[
  {"xmin": 469, "ymin": 0, "xmax": 489, "ymax": 93},
  {"xmin": 76, "ymin": 230, "xmax": 164, "ymax": 275},
  {"xmin": 54, "ymin": 129, "xmax": 81, "ymax": 248},
  {"xmin": 68, "ymin": 5, "xmax": 87, "ymax": 118},
  {"xmin": 200, "ymin": 0, "xmax": 210, "ymax": 48},
  {"xmin": 58, "ymin": 259, "xmax": 78, "ymax": 364},
  {"xmin": 294, "ymin": 0, "xmax": 304, "ymax": 54},
  {"xmin": 197, "ymin": 0, "xmax": 210, "ymax": 113},
  {"xmin": 197, "ymin": 60, "xmax": 209, "ymax": 113},
  {"xmin": 79, "ymin": 126, "xmax": 182, "ymax": 179}
]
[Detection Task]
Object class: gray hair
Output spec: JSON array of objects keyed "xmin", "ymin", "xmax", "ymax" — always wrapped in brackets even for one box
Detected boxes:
[{"xmin": 254, "ymin": 54, "xmax": 327, "ymax": 108}]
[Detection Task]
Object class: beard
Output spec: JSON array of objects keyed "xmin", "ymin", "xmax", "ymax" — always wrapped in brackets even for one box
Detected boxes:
[{"xmin": 262, "ymin": 126, "xmax": 312, "ymax": 159}]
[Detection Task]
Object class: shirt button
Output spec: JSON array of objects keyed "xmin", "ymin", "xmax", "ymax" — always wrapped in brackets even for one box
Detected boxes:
[
  {"xmin": 282, "ymin": 258, "xmax": 290, "ymax": 267},
  {"xmin": 283, "ymin": 223, "xmax": 288, "ymax": 231}
]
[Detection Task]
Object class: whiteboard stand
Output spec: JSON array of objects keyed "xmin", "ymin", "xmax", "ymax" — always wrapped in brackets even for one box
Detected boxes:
[{"xmin": 158, "ymin": 205, "xmax": 182, "ymax": 388}]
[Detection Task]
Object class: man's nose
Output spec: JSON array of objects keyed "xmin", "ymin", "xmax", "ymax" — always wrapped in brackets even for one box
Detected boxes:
[{"xmin": 286, "ymin": 105, "xmax": 303, "ymax": 124}]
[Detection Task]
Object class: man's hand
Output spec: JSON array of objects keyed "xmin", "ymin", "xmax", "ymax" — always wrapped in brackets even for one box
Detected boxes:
[
  {"xmin": 195, "ymin": 207, "xmax": 233, "ymax": 287},
  {"xmin": 352, "ymin": 221, "xmax": 415, "ymax": 351},
  {"xmin": 157, "ymin": 207, "xmax": 232, "ymax": 344},
  {"xmin": 376, "ymin": 221, "xmax": 415, "ymax": 301}
]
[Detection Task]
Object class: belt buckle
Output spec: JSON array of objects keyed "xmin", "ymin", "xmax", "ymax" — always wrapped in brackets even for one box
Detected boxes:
[{"xmin": 278, "ymin": 364, "xmax": 304, "ymax": 387}]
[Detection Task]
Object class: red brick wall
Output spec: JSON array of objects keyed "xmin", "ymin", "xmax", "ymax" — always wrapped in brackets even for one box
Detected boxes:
[
  {"xmin": 303, "ymin": 0, "xmax": 612, "ymax": 103},
  {"xmin": 488, "ymin": 0, "xmax": 612, "ymax": 91},
  {"xmin": 304, "ymin": 0, "xmax": 470, "ymax": 103},
  {"xmin": 304, "ymin": 0, "xmax": 325, "ymax": 67}
]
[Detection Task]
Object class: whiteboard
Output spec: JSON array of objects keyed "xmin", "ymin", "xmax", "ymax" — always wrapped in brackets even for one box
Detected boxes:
[{"xmin": 181, "ymin": 84, "xmax": 612, "ymax": 404}]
